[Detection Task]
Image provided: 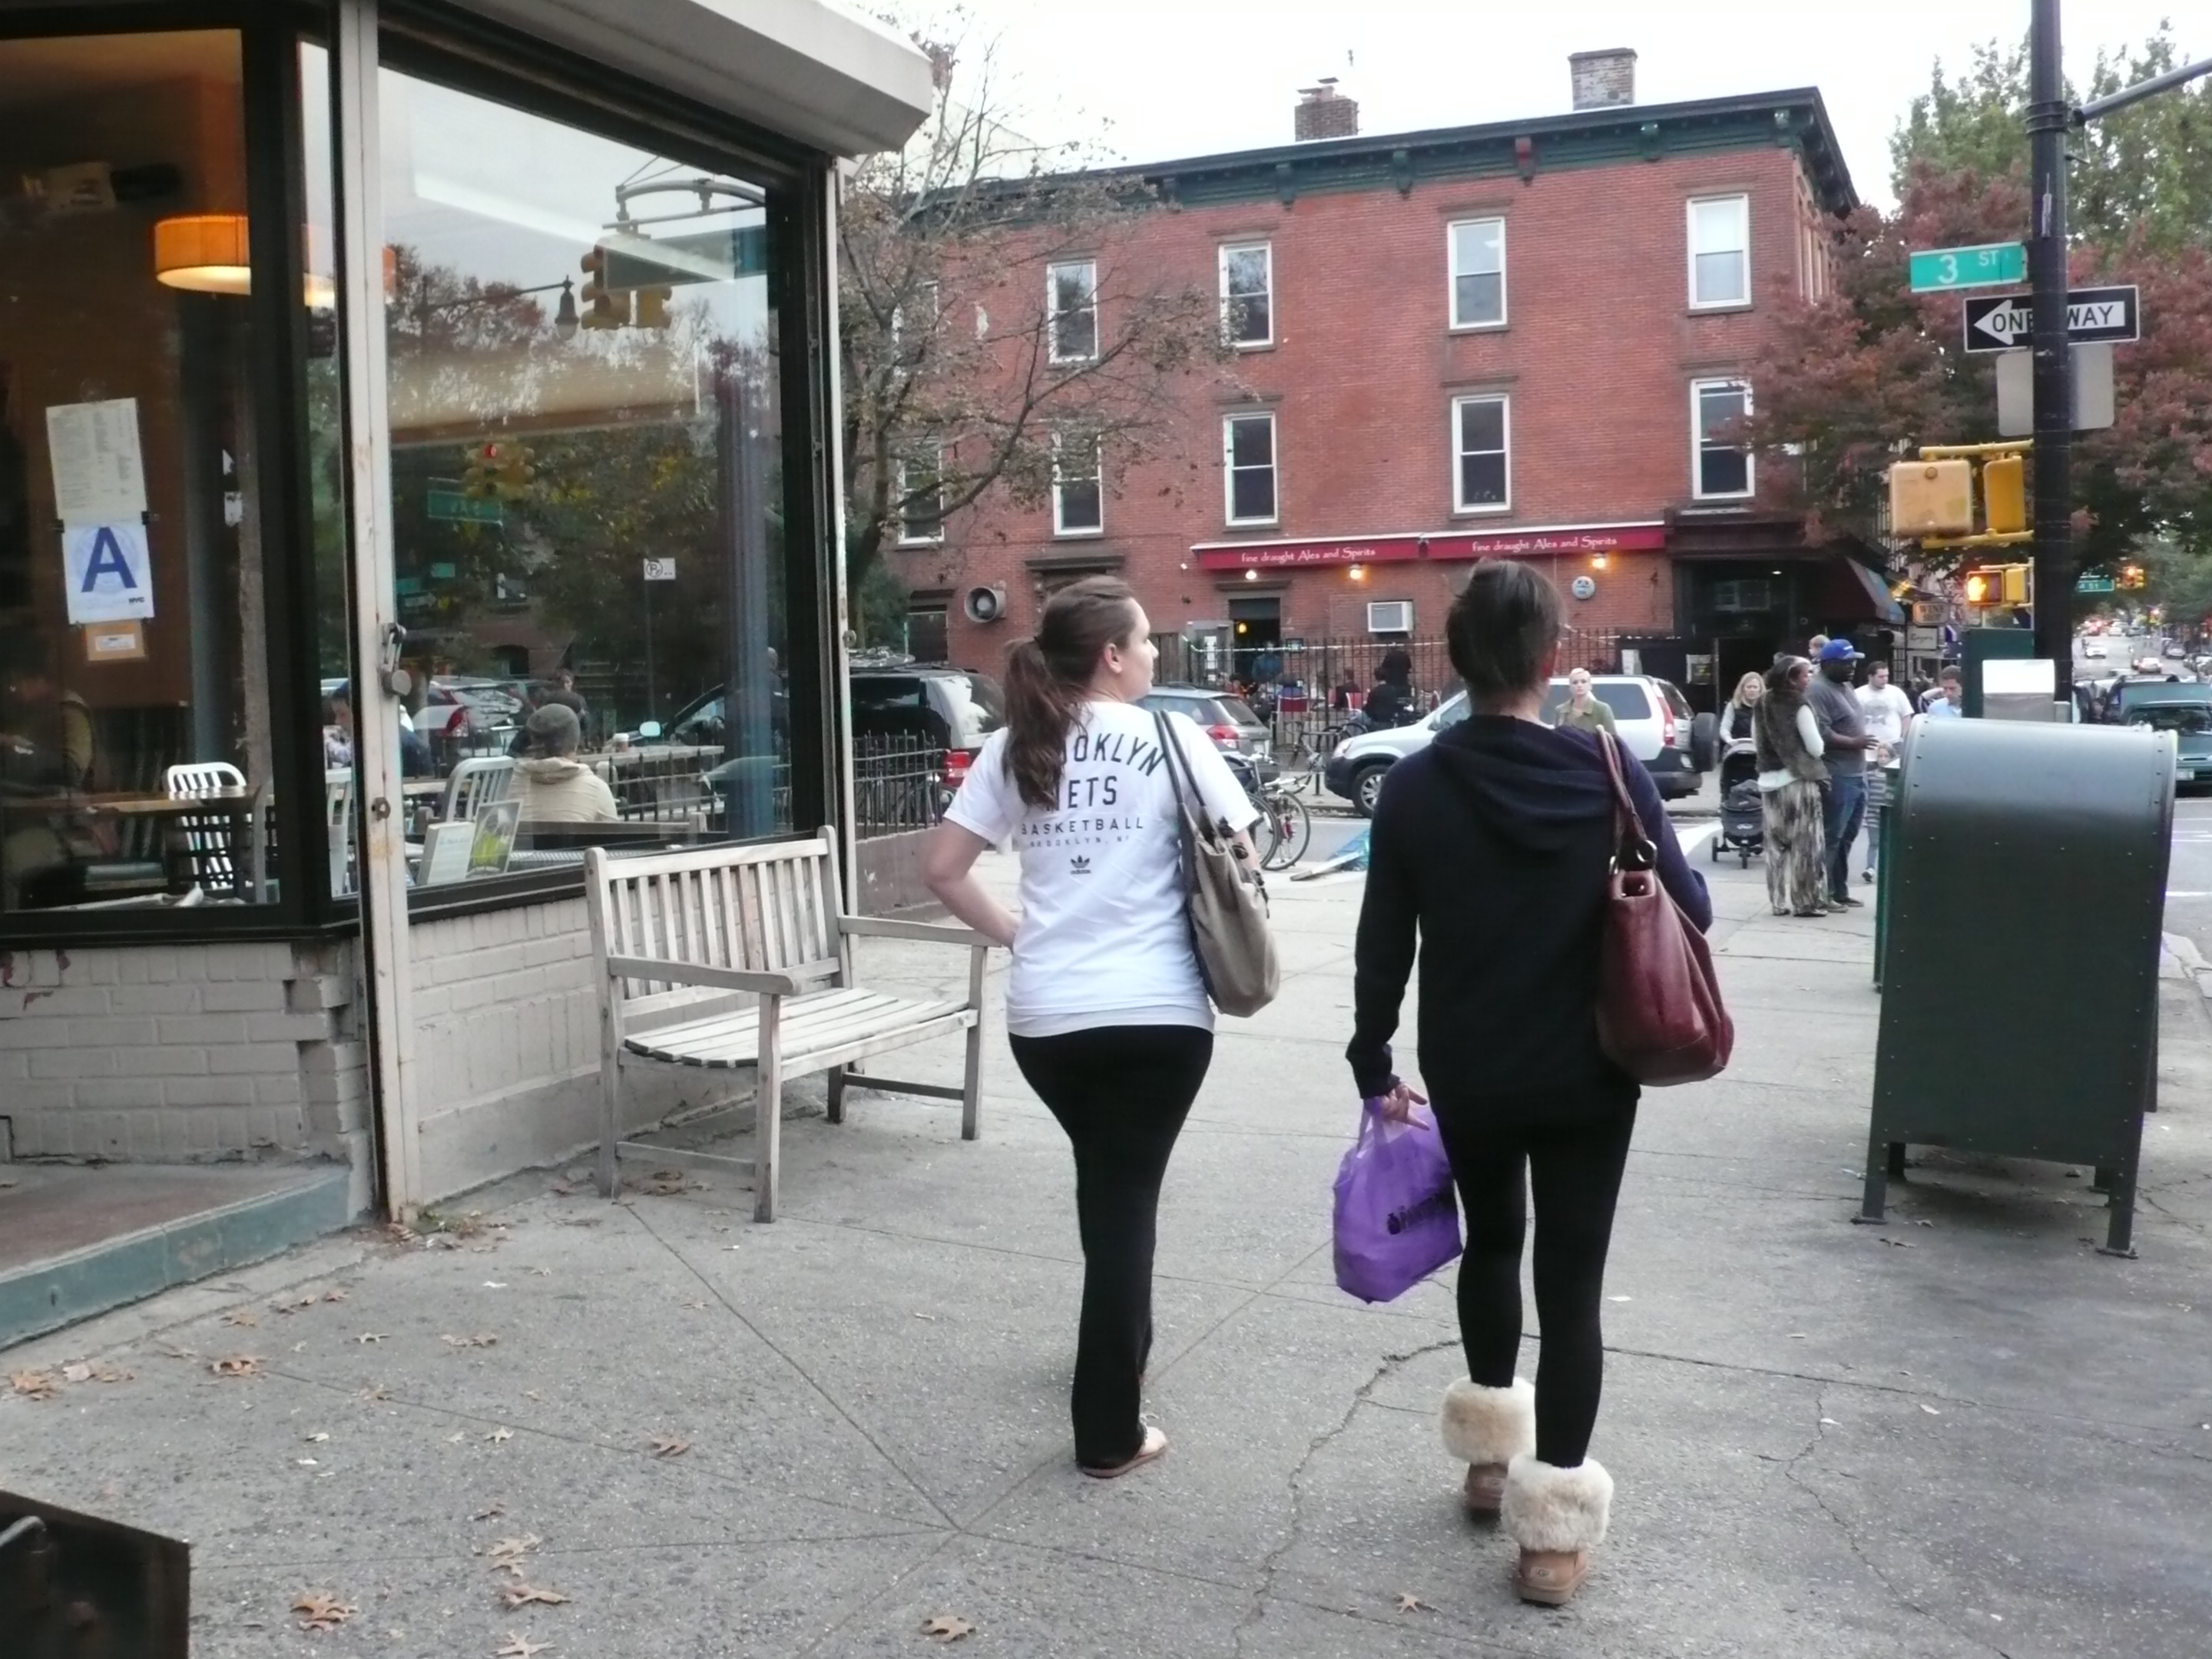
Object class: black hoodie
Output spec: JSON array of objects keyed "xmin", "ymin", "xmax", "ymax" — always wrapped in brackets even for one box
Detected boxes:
[{"xmin": 1347, "ymin": 715, "xmax": 1712, "ymax": 1114}]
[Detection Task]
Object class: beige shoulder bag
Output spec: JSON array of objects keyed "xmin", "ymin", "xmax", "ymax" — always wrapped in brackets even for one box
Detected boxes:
[{"xmin": 1153, "ymin": 711, "xmax": 1280, "ymax": 1017}]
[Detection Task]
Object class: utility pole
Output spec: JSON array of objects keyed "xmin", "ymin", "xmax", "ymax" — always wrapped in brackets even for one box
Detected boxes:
[{"xmin": 2027, "ymin": 0, "xmax": 2073, "ymax": 671}]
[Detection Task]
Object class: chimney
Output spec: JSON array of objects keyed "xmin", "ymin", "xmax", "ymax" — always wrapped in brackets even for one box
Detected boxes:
[
  {"xmin": 1568, "ymin": 48, "xmax": 1636, "ymax": 111},
  {"xmin": 1294, "ymin": 79, "xmax": 1359, "ymax": 142}
]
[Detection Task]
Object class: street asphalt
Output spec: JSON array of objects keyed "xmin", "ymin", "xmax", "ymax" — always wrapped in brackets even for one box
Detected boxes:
[{"xmin": 5, "ymin": 848, "xmax": 2210, "ymax": 1658}]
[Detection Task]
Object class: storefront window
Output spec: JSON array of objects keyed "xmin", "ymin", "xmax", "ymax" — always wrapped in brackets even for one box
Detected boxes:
[
  {"xmin": 0, "ymin": 29, "xmax": 283, "ymax": 914},
  {"xmin": 376, "ymin": 65, "xmax": 789, "ymax": 889}
]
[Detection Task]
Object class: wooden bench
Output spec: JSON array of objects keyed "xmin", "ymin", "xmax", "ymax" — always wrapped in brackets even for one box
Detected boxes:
[{"xmin": 584, "ymin": 828, "xmax": 990, "ymax": 1220}]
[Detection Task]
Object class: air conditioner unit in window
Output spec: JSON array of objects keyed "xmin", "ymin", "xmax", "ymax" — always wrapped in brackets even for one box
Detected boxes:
[{"xmin": 1366, "ymin": 600, "xmax": 1413, "ymax": 636}]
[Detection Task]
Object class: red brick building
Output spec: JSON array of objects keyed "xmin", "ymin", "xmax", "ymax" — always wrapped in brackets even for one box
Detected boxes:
[{"xmin": 892, "ymin": 52, "xmax": 1887, "ymax": 710}]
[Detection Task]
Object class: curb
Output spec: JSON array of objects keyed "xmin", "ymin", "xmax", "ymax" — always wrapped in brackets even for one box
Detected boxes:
[{"xmin": 2160, "ymin": 931, "xmax": 2212, "ymax": 1001}]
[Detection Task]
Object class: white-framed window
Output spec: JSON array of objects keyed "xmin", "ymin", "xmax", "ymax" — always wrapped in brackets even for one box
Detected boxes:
[
  {"xmin": 1687, "ymin": 194, "xmax": 1750, "ymax": 309},
  {"xmin": 896, "ymin": 446, "xmax": 945, "ymax": 544},
  {"xmin": 1051, "ymin": 429, "xmax": 1103, "ymax": 536},
  {"xmin": 1219, "ymin": 242, "xmax": 1273, "ymax": 347},
  {"xmin": 1047, "ymin": 259, "xmax": 1098, "ymax": 363},
  {"xmin": 1452, "ymin": 394, "xmax": 1511, "ymax": 513},
  {"xmin": 1691, "ymin": 379, "xmax": 1753, "ymax": 499},
  {"xmin": 1223, "ymin": 412, "xmax": 1277, "ymax": 525},
  {"xmin": 1448, "ymin": 217, "xmax": 1506, "ymax": 329}
]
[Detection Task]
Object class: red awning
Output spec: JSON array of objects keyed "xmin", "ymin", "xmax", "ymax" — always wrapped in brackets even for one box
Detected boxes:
[{"xmin": 1193, "ymin": 523, "xmax": 1666, "ymax": 571}]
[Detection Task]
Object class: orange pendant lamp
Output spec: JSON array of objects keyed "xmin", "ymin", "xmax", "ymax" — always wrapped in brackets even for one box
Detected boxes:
[{"xmin": 153, "ymin": 214, "xmax": 252, "ymax": 295}]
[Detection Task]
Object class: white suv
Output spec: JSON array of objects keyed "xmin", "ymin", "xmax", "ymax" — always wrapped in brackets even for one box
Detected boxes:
[{"xmin": 1322, "ymin": 676, "xmax": 1710, "ymax": 816}]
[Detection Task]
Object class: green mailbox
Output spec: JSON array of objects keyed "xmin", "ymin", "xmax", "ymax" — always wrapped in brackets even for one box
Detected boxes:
[{"xmin": 1861, "ymin": 717, "xmax": 2173, "ymax": 1254}]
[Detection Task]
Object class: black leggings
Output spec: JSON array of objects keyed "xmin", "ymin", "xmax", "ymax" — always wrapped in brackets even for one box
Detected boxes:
[
  {"xmin": 1434, "ymin": 1104, "xmax": 1637, "ymax": 1469},
  {"xmin": 1009, "ymin": 1024, "xmax": 1214, "ymax": 1468}
]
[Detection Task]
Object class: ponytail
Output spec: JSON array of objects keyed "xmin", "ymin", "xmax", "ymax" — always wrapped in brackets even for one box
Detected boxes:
[{"xmin": 1001, "ymin": 576, "xmax": 1142, "ymax": 809}]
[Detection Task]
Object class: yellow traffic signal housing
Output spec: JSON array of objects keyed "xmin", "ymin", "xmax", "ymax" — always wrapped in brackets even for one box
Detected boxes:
[
  {"xmin": 1890, "ymin": 459, "xmax": 1975, "ymax": 537},
  {"xmin": 634, "ymin": 285, "xmax": 672, "ymax": 329},
  {"xmin": 462, "ymin": 441, "xmax": 497, "ymax": 498},
  {"xmin": 1982, "ymin": 454, "xmax": 2027, "ymax": 535},
  {"xmin": 579, "ymin": 245, "xmax": 627, "ymax": 329},
  {"xmin": 2002, "ymin": 563, "xmax": 2029, "ymax": 604}
]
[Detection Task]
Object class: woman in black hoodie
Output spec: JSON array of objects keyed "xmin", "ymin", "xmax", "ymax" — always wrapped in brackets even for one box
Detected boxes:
[{"xmin": 1348, "ymin": 560, "xmax": 1710, "ymax": 1607}]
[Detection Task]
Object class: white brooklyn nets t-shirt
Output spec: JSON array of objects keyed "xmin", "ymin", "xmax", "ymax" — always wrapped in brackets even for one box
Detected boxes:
[{"xmin": 946, "ymin": 700, "xmax": 1260, "ymax": 1038}]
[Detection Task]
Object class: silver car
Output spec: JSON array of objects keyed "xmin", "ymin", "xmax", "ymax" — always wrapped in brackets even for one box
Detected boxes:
[{"xmin": 1138, "ymin": 686, "xmax": 1272, "ymax": 761}]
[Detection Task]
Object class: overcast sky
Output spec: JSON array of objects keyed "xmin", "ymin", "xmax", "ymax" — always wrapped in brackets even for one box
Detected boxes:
[{"xmin": 929, "ymin": 0, "xmax": 2202, "ymax": 207}]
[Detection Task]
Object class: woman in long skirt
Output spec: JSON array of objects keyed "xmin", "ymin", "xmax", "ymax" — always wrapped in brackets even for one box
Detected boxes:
[{"xmin": 1753, "ymin": 657, "xmax": 1830, "ymax": 917}]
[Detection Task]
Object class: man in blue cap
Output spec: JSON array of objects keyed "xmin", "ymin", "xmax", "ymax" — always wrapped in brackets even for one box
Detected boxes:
[{"xmin": 1806, "ymin": 639, "xmax": 1873, "ymax": 907}]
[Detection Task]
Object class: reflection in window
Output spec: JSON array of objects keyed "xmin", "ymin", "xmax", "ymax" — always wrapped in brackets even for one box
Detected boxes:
[
  {"xmin": 0, "ymin": 30, "xmax": 283, "ymax": 914},
  {"xmin": 377, "ymin": 67, "xmax": 788, "ymax": 886}
]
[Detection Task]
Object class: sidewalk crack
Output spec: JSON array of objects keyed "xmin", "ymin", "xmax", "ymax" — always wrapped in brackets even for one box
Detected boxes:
[
  {"xmin": 1230, "ymin": 1335, "xmax": 1459, "ymax": 1657},
  {"xmin": 1780, "ymin": 1386, "xmax": 2014, "ymax": 1659}
]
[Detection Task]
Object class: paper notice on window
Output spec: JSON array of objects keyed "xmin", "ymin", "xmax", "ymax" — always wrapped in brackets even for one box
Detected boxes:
[
  {"xmin": 45, "ymin": 398, "xmax": 147, "ymax": 525},
  {"xmin": 62, "ymin": 522, "xmax": 155, "ymax": 624}
]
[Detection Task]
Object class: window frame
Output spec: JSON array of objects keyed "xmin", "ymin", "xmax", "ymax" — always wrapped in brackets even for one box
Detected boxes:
[
  {"xmin": 1690, "ymin": 378, "xmax": 1756, "ymax": 501},
  {"xmin": 1447, "ymin": 217, "xmax": 1508, "ymax": 331},
  {"xmin": 1450, "ymin": 393, "xmax": 1512, "ymax": 515},
  {"xmin": 1222, "ymin": 412, "xmax": 1279, "ymax": 528},
  {"xmin": 895, "ymin": 445, "xmax": 947, "ymax": 545},
  {"xmin": 1686, "ymin": 194, "xmax": 1751, "ymax": 311},
  {"xmin": 1050, "ymin": 429, "xmax": 1104, "ymax": 538},
  {"xmin": 1047, "ymin": 258, "xmax": 1099, "ymax": 365},
  {"xmin": 1218, "ymin": 241, "xmax": 1273, "ymax": 349}
]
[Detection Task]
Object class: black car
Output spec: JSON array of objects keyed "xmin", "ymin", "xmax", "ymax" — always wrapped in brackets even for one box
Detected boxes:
[{"xmin": 643, "ymin": 663, "xmax": 1005, "ymax": 768}]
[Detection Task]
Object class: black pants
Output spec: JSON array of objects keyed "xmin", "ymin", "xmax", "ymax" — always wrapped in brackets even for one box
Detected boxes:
[
  {"xmin": 1433, "ymin": 1103, "xmax": 1637, "ymax": 1469},
  {"xmin": 1009, "ymin": 1024, "xmax": 1214, "ymax": 1469}
]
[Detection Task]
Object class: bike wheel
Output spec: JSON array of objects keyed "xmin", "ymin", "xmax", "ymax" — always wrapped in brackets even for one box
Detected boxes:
[{"xmin": 1261, "ymin": 792, "xmax": 1311, "ymax": 870}]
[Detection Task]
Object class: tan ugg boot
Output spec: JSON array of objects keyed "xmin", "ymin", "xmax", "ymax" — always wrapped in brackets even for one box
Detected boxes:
[
  {"xmin": 1501, "ymin": 1454, "xmax": 1612, "ymax": 1606},
  {"xmin": 1439, "ymin": 1378, "xmax": 1535, "ymax": 1517}
]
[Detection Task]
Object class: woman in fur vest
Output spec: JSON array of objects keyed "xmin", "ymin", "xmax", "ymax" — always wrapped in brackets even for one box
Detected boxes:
[
  {"xmin": 1346, "ymin": 560, "xmax": 1711, "ymax": 1605},
  {"xmin": 1753, "ymin": 657, "xmax": 1830, "ymax": 917}
]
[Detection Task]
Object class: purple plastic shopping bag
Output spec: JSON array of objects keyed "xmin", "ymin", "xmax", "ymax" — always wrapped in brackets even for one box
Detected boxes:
[{"xmin": 1333, "ymin": 1098, "xmax": 1462, "ymax": 1303}]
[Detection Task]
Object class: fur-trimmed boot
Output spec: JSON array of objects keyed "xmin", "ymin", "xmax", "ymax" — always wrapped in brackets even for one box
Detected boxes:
[
  {"xmin": 1439, "ymin": 1378, "xmax": 1535, "ymax": 1517},
  {"xmin": 1501, "ymin": 1454, "xmax": 1612, "ymax": 1606}
]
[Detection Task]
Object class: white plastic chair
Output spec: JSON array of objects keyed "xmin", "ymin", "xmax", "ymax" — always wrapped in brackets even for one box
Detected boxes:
[
  {"xmin": 164, "ymin": 761, "xmax": 262, "ymax": 901},
  {"xmin": 164, "ymin": 761, "xmax": 246, "ymax": 796},
  {"xmin": 441, "ymin": 756, "xmax": 517, "ymax": 822}
]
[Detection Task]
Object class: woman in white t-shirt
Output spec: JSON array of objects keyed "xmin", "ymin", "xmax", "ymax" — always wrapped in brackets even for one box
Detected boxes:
[{"xmin": 922, "ymin": 576, "xmax": 1259, "ymax": 1479}]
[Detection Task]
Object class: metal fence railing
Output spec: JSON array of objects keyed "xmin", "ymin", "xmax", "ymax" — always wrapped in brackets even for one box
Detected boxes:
[{"xmin": 854, "ymin": 733, "xmax": 946, "ymax": 839}]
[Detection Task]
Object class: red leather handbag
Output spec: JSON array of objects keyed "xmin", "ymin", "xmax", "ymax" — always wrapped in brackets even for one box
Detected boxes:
[{"xmin": 1591, "ymin": 732, "xmax": 1734, "ymax": 1085}]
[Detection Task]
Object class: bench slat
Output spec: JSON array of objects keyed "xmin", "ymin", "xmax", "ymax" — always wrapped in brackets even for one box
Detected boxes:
[{"xmin": 624, "ymin": 988, "xmax": 968, "ymax": 1068}]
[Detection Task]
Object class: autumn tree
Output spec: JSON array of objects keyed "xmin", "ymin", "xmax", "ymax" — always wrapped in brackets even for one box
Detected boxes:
[
  {"xmin": 839, "ymin": 37, "xmax": 1229, "ymax": 640},
  {"xmin": 1742, "ymin": 23, "xmax": 2212, "ymax": 575}
]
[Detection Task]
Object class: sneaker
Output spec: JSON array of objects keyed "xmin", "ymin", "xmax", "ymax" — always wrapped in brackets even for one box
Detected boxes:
[
  {"xmin": 1833, "ymin": 894, "xmax": 1865, "ymax": 909},
  {"xmin": 1861, "ymin": 869, "xmax": 1875, "ymax": 883}
]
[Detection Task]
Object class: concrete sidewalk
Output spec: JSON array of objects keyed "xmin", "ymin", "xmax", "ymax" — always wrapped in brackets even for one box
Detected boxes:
[{"xmin": 6, "ymin": 848, "xmax": 2212, "ymax": 1658}]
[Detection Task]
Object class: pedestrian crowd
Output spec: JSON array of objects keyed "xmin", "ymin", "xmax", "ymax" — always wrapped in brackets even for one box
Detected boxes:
[{"xmin": 925, "ymin": 563, "xmax": 1714, "ymax": 1609}]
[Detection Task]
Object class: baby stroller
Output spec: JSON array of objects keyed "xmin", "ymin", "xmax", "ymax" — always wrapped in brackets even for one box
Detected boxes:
[{"xmin": 1713, "ymin": 740, "xmax": 1763, "ymax": 866}]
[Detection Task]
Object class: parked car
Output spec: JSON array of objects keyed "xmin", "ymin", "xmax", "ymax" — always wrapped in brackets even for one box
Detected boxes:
[
  {"xmin": 1322, "ymin": 674, "xmax": 1710, "ymax": 817},
  {"xmin": 2124, "ymin": 697, "xmax": 2212, "ymax": 790},
  {"xmin": 1136, "ymin": 686, "xmax": 1272, "ymax": 761},
  {"xmin": 2082, "ymin": 641, "xmax": 2108, "ymax": 660},
  {"xmin": 1323, "ymin": 691, "xmax": 1469, "ymax": 816}
]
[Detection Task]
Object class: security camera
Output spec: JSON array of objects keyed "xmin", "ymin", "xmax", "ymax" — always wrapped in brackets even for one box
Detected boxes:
[{"xmin": 962, "ymin": 584, "xmax": 1007, "ymax": 624}]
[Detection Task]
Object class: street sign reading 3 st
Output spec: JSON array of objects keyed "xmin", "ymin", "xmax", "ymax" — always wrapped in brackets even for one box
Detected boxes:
[
  {"xmin": 1963, "ymin": 285, "xmax": 2140, "ymax": 353},
  {"xmin": 1909, "ymin": 243, "xmax": 2026, "ymax": 292}
]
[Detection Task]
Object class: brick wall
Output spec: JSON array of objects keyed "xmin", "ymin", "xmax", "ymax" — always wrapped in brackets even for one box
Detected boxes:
[
  {"xmin": 891, "ymin": 141, "xmax": 1821, "ymax": 668},
  {"xmin": 0, "ymin": 940, "xmax": 372, "ymax": 1214}
]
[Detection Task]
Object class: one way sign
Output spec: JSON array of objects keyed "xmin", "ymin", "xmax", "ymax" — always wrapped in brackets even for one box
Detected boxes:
[{"xmin": 1962, "ymin": 285, "xmax": 2138, "ymax": 353}]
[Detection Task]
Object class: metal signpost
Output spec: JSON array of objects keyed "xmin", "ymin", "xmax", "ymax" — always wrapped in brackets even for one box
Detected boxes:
[{"xmin": 642, "ymin": 557, "xmax": 676, "ymax": 720}]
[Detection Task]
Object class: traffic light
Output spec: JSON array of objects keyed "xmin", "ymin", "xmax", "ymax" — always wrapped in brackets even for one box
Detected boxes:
[
  {"xmin": 2120, "ymin": 564, "xmax": 2148, "ymax": 590},
  {"xmin": 492, "ymin": 442, "xmax": 535, "ymax": 499},
  {"xmin": 1982, "ymin": 454, "xmax": 2026, "ymax": 535},
  {"xmin": 634, "ymin": 284, "xmax": 672, "ymax": 329},
  {"xmin": 461, "ymin": 440, "xmax": 497, "ymax": 498},
  {"xmin": 579, "ymin": 245, "xmax": 627, "ymax": 329},
  {"xmin": 1964, "ymin": 568, "xmax": 1997, "ymax": 604}
]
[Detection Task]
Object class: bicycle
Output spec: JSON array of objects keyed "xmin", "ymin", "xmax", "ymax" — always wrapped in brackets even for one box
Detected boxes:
[{"xmin": 1253, "ymin": 776, "xmax": 1312, "ymax": 871}]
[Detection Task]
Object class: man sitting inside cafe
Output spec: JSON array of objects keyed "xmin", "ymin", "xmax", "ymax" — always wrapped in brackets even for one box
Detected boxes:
[{"xmin": 515, "ymin": 702, "xmax": 618, "ymax": 823}]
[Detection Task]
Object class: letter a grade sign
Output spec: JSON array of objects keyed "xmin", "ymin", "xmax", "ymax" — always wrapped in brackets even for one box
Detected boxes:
[{"xmin": 62, "ymin": 522, "xmax": 155, "ymax": 625}]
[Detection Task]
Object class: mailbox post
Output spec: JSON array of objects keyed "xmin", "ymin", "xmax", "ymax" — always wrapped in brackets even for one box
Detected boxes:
[{"xmin": 1860, "ymin": 717, "xmax": 2172, "ymax": 1254}]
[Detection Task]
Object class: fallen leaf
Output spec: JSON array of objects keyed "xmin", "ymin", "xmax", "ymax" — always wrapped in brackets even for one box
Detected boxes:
[
  {"xmin": 524, "ymin": 1390, "xmax": 541, "ymax": 1401},
  {"xmin": 912, "ymin": 1313, "xmax": 937, "ymax": 1322},
  {"xmin": 447, "ymin": 1432, "xmax": 466, "ymax": 1444},
  {"xmin": 1919, "ymin": 1404, "xmax": 1942, "ymax": 1416},
  {"xmin": 8, "ymin": 1369, "xmax": 57, "ymax": 1400},
  {"xmin": 293, "ymin": 1591, "xmax": 356, "ymax": 1631},
  {"xmin": 222, "ymin": 1310, "xmax": 260, "ymax": 1328},
  {"xmin": 271, "ymin": 1293, "xmax": 319, "ymax": 1315},
  {"xmin": 296, "ymin": 1458, "xmax": 320, "ymax": 1468},
  {"xmin": 495, "ymin": 1637, "xmax": 551, "ymax": 1657},
  {"xmin": 680, "ymin": 1300, "xmax": 708, "ymax": 1312},
  {"xmin": 356, "ymin": 1333, "xmax": 387, "ymax": 1346},
  {"xmin": 324, "ymin": 1290, "xmax": 349, "ymax": 1302},
  {"xmin": 484, "ymin": 1282, "xmax": 508, "ymax": 1290},
  {"xmin": 547, "ymin": 1181, "xmax": 575, "ymax": 1197},
  {"xmin": 1820, "ymin": 1416, "xmax": 1839, "ymax": 1426},
  {"xmin": 499, "ymin": 1581, "xmax": 570, "ymax": 1608},
  {"xmin": 306, "ymin": 1432, "xmax": 331, "ymax": 1443},
  {"xmin": 61, "ymin": 1363, "xmax": 92, "ymax": 1383},
  {"xmin": 211, "ymin": 1355, "xmax": 263, "ymax": 1378},
  {"xmin": 443, "ymin": 1333, "xmax": 498, "ymax": 1349},
  {"xmin": 921, "ymin": 1614, "xmax": 974, "ymax": 1643},
  {"xmin": 487, "ymin": 1534, "xmax": 541, "ymax": 1571},
  {"xmin": 649, "ymin": 1436, "xmax": 690, "ymax": 1459},
  {"xmin": 1395, "ymin": 1592, "xmax": 1432, "ymax": 1613},
  {"xmin": 486, "ymin": 1427, "xmax": 514, "ymax": 1444},
  {"xmin": 473, "ymin": 1502, "xmax": 507, "ymax": 1521},
  {"xmin": 362, "ymin": 1383, "xmax": 392, "ymax": 1402},
  {"xmin": 1878, "ymin": 1237, "xmax": 1913, "ymax": 1248},
  {"xmin": 1913, "ymin": 1219, "xmax": 1935, "ymax": 1228},
  {"xmin": 88, "ymin": 1363, "xmax": 131, "ymax": 1383}
]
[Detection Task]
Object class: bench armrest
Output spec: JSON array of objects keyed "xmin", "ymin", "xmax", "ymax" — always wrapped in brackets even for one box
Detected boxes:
[
  {"xmin": 604, "ymin": 955, "xmax": 842, "ymax": 996},
  {"xmin": 837, "ymin": 916, "xmax": 995, "ymax": 948}
]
